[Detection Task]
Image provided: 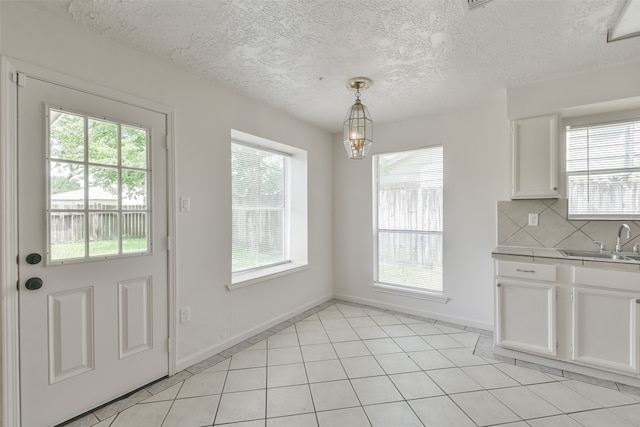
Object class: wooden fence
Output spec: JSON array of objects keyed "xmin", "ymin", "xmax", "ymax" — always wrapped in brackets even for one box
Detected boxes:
[
  {"xmin": 50, "ymin": 211, "xmax": 147, "ymax": 243},
  {"xmin": 378, "ymin": 185, "xmax": 443, "ymax": 267}
]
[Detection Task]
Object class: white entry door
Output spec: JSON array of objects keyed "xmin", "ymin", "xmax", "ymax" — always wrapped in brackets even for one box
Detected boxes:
[{"xmin": 17, "ymin": 74, "xmax": 169, "ymax": 427}]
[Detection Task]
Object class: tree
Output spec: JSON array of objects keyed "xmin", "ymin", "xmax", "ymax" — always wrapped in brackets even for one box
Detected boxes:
[{"xmin": 50, "ymin": 111, "xmax": 148, "ymax": 200}]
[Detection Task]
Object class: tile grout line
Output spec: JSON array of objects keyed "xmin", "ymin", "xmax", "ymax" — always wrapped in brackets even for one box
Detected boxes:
[{"xmin": 77, "ymin": 299, "xmax": 640, "ymax": 426}]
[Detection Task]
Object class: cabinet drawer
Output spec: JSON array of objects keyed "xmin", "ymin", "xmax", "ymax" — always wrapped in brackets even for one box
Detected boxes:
[
  {"xmin": 573, "ymin": 267, "xmax": 640, "ymax": 292},
  {"xmin": 496, "ymin": 261, "xmax": 556, "ymax": 281}
]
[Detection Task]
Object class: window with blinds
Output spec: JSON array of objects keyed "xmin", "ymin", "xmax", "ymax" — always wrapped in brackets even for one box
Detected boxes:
[
  {"xmin": 374, "ymin": 146, "xmax": 444, "ymax": 292},
  {"xmin": 232, "ymin": 142, "xmax": 288, "ymax": 273},
  {"xmin": 567, "ymin": 118, "xmax": 640, "ymax": 219}
]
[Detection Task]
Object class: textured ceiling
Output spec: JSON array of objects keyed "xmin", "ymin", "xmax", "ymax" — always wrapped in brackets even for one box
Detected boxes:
[{"xmin": 25, "ymin": 0, "xmax": 640, "ymax": 132}]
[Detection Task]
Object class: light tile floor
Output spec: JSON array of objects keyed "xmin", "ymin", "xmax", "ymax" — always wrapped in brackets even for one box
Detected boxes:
[{"xmin": 65, "ymin": 300, "xmax": 640, "ymax": 427}]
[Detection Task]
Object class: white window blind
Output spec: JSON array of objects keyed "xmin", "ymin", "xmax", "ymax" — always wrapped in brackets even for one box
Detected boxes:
[
  {"xmin": 567, "ymin": 118, "xmax": 640, "ymax": 219},
  {"xmin": 375, "ymin": 146, "xmax": 443, "ymax": 292},
  {"xmin": 232, "ymin": 143, "xmax": 288, "ymax": 273}
]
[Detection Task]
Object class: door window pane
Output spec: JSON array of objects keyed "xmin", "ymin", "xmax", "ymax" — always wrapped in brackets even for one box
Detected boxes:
[
  {"xmin": 89, "ymin": 213, "xmax": 119, "ymax": 256},
  {"xmin": 49, "ymin": 111, "xmax": 84, "ymax": 162},
  {"xmin": 50, "ymin": 212, "xmax": 85, "ymax": 260},
  {"xmin": 88, "ymin": 166, "xmax": 119, "ymax": 210},
  {"xmin": 122, "ymin": 126, "xmax": 148, "ymax": 169},
  {"xmin": 50, "ymin": 161, "xmax": 84, "ymax": 210},
  {"xmin": 122, "ymin": 212, "xmax": 148, "ymax": 253},
  {"xmin": 122, "ymin": 170, "xmax": 147, "ymax": 210},
  {"xmin": 88, "ymin": 119, "xmax": 118, "ymax": 165}
]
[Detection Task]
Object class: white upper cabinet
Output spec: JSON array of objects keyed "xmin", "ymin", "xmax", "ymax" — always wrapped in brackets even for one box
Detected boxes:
[{"xmin": 511, "ymin": 114, "xmax": 559, "ymax": 199}]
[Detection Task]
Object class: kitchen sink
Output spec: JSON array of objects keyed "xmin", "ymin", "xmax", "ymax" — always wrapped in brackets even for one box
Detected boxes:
[{"xmin": 560, "ymin": 250, "xmax": 636, "ymax": 261}]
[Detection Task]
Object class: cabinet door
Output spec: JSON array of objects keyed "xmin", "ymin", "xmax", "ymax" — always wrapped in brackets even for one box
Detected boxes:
[
  {"xmin": 511, "ymin": 114, "xmax": 559, "ymax": 199},
  {"xmin": 496, "ymin": 280, "xmax": 556, "ymax": 356},
  {"xmin": 572, "ymin": 287, "xmax": 639, "ymax": 373}
]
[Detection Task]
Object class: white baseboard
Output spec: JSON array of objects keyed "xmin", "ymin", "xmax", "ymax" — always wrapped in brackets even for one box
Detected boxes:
[
  {"xmin": 333, "ymin": 292, "xmax": 493, "ymax": 332},
  {"xmin": 176, "ymin": 293, "xmax": 333, "ymax": 371}
]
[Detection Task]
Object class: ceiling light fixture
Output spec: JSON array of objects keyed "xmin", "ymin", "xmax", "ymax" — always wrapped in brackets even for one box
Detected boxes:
[{"xmin": 343, "ymin": 77, "xmax": 373, "ymax": 160}]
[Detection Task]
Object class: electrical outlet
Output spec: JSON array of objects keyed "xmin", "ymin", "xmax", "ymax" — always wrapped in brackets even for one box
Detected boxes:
[
  {"xmin": 528, "ymin": 213, "xmax": 539, "ymax": 226},
  {"xmin": 180, "ymin": 306, "xmax": 191, "ymax": 323}
]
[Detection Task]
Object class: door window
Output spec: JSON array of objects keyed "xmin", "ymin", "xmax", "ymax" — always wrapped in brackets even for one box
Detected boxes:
[{"xmin": 48, "ymin": 108, "xmax": 151, "ymax": 262}]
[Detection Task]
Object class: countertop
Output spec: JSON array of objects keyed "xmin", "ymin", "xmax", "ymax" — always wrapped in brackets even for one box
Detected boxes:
[{"xmin": 492, "ymin": 246, "xmax": 640, "ymax": 271}]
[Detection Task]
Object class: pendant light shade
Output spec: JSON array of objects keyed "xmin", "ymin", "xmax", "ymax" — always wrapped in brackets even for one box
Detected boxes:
[{"xmin": 343, "ymin": 78, "xmax": 373, "ymax": 159}]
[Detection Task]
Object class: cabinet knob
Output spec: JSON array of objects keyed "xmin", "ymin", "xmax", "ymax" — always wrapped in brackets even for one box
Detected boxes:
[
  {"xmin": 553, "ymin": 187, "xmax": 558, "ymax": 191},
  {"xmin": 636, "ymin": 299, "xmax": 640, "ymax": 304},
  {"xmin": 497, "ymin": 283, "xmax": 502, "ymax": 288}
]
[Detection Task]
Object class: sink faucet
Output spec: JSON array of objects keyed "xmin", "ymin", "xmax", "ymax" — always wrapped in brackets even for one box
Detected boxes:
[{"xmin": 615, "ymin": 224, "xmax": 631, "ymax": 252}]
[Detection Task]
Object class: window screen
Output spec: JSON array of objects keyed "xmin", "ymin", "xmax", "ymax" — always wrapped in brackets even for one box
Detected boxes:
[
  {"xmin": 232, "ymin": 143, "xmax": 288, "ymax": 272},
  {"xmin": 374, "ymin": 146, "xmax": 443, "ymax": 292},
  {"xmin": 567, "ymin": 118, "xmax": 640, "ymax": 219}
]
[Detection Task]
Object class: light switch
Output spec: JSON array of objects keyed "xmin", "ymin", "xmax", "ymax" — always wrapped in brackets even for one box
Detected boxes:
[
  {"xmin": 528, "ymin": 213, "xmax": 539, "ymax": 226},
  {"xmin": 180, "ymin": 197, "xmax": 190, "ymax": 212}
]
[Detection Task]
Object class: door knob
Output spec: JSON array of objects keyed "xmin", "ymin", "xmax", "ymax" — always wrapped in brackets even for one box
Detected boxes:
[
  {"xmin": 25, "ymin": 277, "xmax": 43, "ymax": 291},
  {"xmin": 26, "ymin": 253, "xmax": 42, "ymax": 265}
]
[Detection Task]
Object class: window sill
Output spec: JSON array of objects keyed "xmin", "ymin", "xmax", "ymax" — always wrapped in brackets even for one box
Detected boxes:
[
  {"xmin": 371, "ymin": 282, "xmax": 449, "ymax": 303},
  {"xmin": 228, "ymin": 262, "xmax": 309, "ymax": 291}
]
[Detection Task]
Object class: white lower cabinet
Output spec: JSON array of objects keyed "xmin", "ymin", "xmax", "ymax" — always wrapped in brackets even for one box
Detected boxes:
[
  {"xmin": 495, "ymin": 261, "xmax": 557, "ymax": 357},
  {"xmin": 572, "ymin": 284, "xmax": 640, "ymax": 374},
  {"xmin": 496, "ymin": 280, "xmax": 556, "ymax": 356},
  {"xmin": 495, "ymin": 258, "xmax": 640, "ymax": 379}
]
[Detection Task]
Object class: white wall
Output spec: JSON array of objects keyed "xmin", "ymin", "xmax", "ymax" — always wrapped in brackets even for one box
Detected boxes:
[
  {"xmin": 1, "ymin": 2, "xmax": 334, "ymax": 369},
  {"xmin": 507, "ymin": 61, "xmax": 640, "ymax": 120},
  {"xmin": 332, "ymin": 93, "xmax": 510, "ymax": 330}
]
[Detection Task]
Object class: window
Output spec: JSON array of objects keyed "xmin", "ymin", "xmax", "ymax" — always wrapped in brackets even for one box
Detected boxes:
[
  {"xmin": 232, "ymin": 143, "xmax": 288, "ymax": 272},
  {"xmin": 374, "ymin": 146, "xmax": 444, "ymax": 293},
  {"xmin": 230, "ymin": 130, "xmax": 308, "ymax": 288},
  {"xmin": 48, "ymin": 108, "xmax": 150, "ymax": 262},
  {"xmin": 567, "ymin": 118, "xmax": 640, "ymax": 219}
]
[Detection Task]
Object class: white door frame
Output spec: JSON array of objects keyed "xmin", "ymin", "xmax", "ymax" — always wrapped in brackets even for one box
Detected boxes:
[{"xmin": 0, "ymin": 56, "xmax": 178, "ymax": 426}]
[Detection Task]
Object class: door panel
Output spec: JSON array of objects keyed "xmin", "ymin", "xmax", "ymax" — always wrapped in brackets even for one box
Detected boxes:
[
  {"xmin": 48, "ymin": 287, "xmax": 94, "ymax": 384},
  {"xmin": 118, "ymin": 277, "xmax": 153, "ymax": 359},
  {"xmin": 18, "ymin": 75, "xmax": 169, "ymax": 427}
]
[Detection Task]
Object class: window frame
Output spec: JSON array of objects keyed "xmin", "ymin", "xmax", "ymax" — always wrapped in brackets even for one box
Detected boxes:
[
  {"xmin": 372, "ymin": 145, "xmax": 447, "ymax": 303},
  {"xmin": 229, "ymin": 130, "xmax": 308, "ymax": 290},
  {"xmin": 231, "ymin": 141, "xmax": 290, "ymax": 274},
  {"xmin": 46, "ymin": 106, "xmax": 152, "ymax": 265},
  {"xmin": 564, "ymin": 109, "xmax": 640, "ymax": 221}
]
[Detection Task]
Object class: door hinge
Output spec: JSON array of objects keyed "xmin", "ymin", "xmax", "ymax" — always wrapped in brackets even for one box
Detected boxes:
[
  {"xmin": 16, "ymin": 280, "xmax": 20, "ymax": 292},
  {"xmin": 166, "ymin": 236, "xmax": 171, "ymax": 251},
  {"xmin": 16, "ymin": 254, "xmax": 19, "ymax": 265},
  {"xmin": 167, "ymin": 338, "xmax": 172, "ymax": 353},
  {"xmin": 166, "ymin": 135, "xmax": 169, "ymax": 150},
  {"xmin": 571, "ymin": 292, "xmax": 574, "ymax": 303}
]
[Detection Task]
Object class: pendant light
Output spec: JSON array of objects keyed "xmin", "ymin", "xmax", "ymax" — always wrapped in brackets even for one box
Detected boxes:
[{"xmin": 343, "ymin": 77, "xmax": 373, "ymax": 159}]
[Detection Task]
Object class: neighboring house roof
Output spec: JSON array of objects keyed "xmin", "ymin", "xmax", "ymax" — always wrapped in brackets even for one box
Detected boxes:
[{"xmin": 51, "ymin": 187, "xmax": 145, "ymax": 205}]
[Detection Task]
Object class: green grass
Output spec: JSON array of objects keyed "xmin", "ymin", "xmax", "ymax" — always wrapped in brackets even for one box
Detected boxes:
[{"xmin": 51, "ymin": 238, "xmax": 148, "ymax": 260}]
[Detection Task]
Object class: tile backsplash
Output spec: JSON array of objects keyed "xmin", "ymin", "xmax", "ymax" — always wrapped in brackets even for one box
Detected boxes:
[{"xmin": 498, "ymin": 199, "xmax": 640, "ymax": 252}]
